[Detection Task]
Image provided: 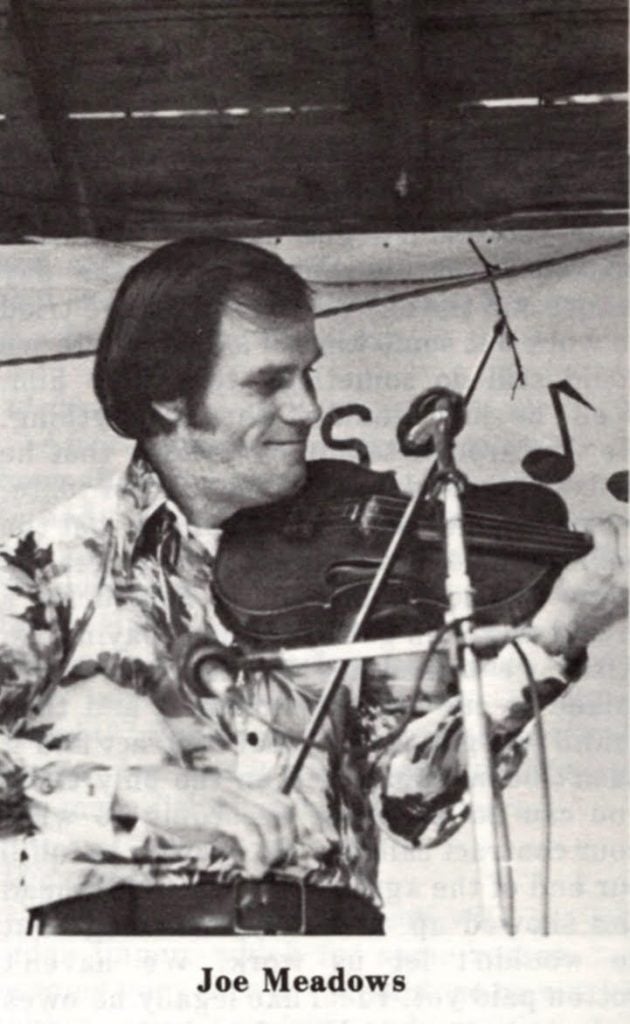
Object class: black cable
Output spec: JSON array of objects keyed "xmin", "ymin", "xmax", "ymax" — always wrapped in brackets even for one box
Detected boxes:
[
  {"xmin": 0, "ymin": 348, "xmax": 97, "ymax": 369},
  {"xmin": 360, "ymin": 621, "xmax": 454, "ymax": 757},
  {"xmin": 315, "ymin": 236, "xmax": 628, "ymax": 319},
  {"xmin": 0, "ymin": 236, "xmax": 625, "ymax": 370},
  {"xmin": 308, "ymin": 271, "xmax": 485, "ymax": 287}
]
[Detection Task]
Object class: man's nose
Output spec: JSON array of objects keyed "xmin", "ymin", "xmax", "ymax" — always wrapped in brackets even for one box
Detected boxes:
[{"xmin": 280, "ymin": 375, "xmax": 322, "ymax": 426}]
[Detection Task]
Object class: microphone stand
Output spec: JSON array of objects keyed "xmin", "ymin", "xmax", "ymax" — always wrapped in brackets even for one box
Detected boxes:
[{"xmin": 430, "ymin": 403, "xmax": 506, "ymax": 934}]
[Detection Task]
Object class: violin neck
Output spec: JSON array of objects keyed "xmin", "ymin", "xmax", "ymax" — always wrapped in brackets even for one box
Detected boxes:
[
  {"xmin": 469, "ymin": 527, "xmax": 592, "ymax": 564},
  {"xmin": 412, "ymin": 520, "xmax": 593, "ymax": 565},
  {"xmin": 310, "ymin": 492, "xmax": 592, "ymax": 567}
]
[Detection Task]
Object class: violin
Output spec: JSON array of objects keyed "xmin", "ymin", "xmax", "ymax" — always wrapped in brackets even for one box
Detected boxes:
[{"xmin": 213, "ymin": 458, "xmax": 592, "ymax": 648}]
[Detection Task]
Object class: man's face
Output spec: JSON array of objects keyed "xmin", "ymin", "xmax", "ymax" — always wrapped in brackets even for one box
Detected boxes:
[{"xmin": 181, "ymin": 303, "xmax": 322, "ymax": 515}]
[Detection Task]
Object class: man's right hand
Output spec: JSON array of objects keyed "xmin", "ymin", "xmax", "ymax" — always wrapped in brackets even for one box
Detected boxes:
[{"xmin": 114, "ymin": 765, "xmax": 298, "ymax": 878}]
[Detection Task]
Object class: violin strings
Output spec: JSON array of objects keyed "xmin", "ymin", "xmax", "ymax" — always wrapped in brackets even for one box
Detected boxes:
[
  {"xmin": 363, "ymin": 507, "xmax": 581, "ymax": 538},
  {"xmin": 368, "ymin": 524, "xmax": 585, "ymax": 557},
  {"xmin": 374, "ymin": 505, "xmax": 585, "ymax": 540},
  {"xmin": 363, "ymin": 495, "xmax": 584, "ymax": 538},
  {"xmin": 305, "ymin": 515, "xmax": 585, "ymax": 559},
  {"xmin": 311, "ymin": 505, "xmax": 586, "ymax": 549},
  {"xmin": 303, "ymin": 494, "xmax": 587, "ymax": 548},
  {"xmin": 355, "ymin": 492, "xmax": 573, "ymax": 530},
  {"xmin": 359, "ymin": 514, "xmax": 587, "ymax": 555}
]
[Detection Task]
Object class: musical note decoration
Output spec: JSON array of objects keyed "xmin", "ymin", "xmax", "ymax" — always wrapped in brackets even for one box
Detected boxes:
[
  {"xmin": 521, "ymin": 380, "xmax": 595, "ymax": 484},
  {"xmin": 606, "ymin": 470, "xmax": 628, "ymax": 503},
  {"xmin": 320, "ymin": 403, "xmax": 372, "ymax": 467}
]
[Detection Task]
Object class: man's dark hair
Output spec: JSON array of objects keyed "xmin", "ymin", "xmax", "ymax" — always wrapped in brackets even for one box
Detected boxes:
[{"xmin": 93, "ymin": 236, "xmax": 313, "ymax": 439}]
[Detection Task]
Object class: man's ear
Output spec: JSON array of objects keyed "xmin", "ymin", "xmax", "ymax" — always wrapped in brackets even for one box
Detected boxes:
[{"xmin": 151, "ymin": 397, "xmax": 186, "ymax": 426}]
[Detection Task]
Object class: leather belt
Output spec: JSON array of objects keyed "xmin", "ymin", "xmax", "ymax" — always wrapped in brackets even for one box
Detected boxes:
[{"xmin": 29, "ymin": 878, "xmax": 384, "ymax": 935}]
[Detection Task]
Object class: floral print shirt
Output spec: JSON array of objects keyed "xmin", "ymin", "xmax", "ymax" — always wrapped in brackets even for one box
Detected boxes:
[{"xmin": 0, "ymin": 450, "xmax": 572, "ymax": 910}]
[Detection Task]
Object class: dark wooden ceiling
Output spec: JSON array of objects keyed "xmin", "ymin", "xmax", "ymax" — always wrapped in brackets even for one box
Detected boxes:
[{"xmin": 0, "ymin": 0, "xmax": 627, "ymax": 240}]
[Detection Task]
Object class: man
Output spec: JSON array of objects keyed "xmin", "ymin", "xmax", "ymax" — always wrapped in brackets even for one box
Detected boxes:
[{"xmin": 0, "ymin": 237, "xmax": 626, "ymax": 935}]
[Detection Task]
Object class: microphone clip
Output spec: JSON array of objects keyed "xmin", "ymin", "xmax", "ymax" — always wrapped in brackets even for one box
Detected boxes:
[{"xmin": 397, "ymin": 387, "xmax": 466, "ymax": 459}]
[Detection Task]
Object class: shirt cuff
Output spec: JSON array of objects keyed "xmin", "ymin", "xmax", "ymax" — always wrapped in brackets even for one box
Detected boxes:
[
  {"xmin": 23, "ymin": 760, "xmax": 152, "ymax": 861},
  {"xmin": 478, "ymin": 637, "xmax": 581, "ymax": 728},
  {"xmin": 25, "ymin": 762, "xmax": 118, "ymax": 828}
]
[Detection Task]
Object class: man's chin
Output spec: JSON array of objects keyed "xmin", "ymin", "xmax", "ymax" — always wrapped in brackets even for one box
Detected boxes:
[
  {"xmin": 273, "ymin": 461, "xmax": 307, "ymax": 501},
  {"xmin": 253, "ymin": 456, "xmax": 306, "ymax": 505}
]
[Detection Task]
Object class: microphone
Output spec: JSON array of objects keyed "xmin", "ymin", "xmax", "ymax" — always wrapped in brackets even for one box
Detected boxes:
[
  {"xmin": 173, "ymin": 633, "xmax": 239, "ymax": 701},
  {"xmin": 397, "ymin": 387, "xmax": 466, "ymax": 457}
]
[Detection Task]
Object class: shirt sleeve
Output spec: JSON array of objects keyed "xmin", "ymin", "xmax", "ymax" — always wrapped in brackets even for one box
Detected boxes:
[
  {"xmin": 0, "ymin": 528, "xmax": 70, "ymax": 837},
  {"xmin": 1, "ymin": 733, "xmax": 117, "ymax": 837},
  {"xmin": 0, "ymin": 528, "xmax": 136, "ymax": 849},
  {"xmin": 0, "ymin": 731, "xmax": 181, "ymax": 900},
  {"xmin": 0, "ymin": 524, "xmax": 203, "ymax": 875},
  {"xmin": 361, "ymin": 638, "xmax": 585, "ymax": 849}
]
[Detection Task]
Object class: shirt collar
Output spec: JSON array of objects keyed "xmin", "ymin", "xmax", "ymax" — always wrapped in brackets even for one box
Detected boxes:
[{"xmin": 116, "ymin": 447, "xmax": 189, "ymax": 565}]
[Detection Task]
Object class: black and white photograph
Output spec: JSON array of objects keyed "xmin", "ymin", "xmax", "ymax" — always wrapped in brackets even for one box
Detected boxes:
[{"xmin": 0, "ymin": 2, "xmax": 627, "ymax": 1021}]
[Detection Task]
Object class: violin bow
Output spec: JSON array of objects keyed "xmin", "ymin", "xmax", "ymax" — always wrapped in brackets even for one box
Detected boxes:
[{"xmin": 282, "ymin": 260, "xmax": 515, "ymax": 795}]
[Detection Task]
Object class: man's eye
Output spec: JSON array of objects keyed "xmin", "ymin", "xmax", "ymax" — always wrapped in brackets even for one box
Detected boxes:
[
  {"xmin": 251, "ymin": 376, "xmax": 285, "ymax": 395},
  {"xmin": 249, "ymin": 366, "xmax": 316, "ymax": 396}
]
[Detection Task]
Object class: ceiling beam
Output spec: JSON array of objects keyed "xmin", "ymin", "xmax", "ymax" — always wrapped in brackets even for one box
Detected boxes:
[
  {"xmin": 369, "ymin": 0, "xmax": 429, "ymax": 227},
  {"xmin": 8, "ymin": 0, "xmax": 95, "ymax": 234}
]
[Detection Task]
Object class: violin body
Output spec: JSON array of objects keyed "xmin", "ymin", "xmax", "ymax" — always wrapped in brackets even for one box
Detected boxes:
[{"xmin": 213, "ymin": 459, "xmax": 591, "ymax": 648}]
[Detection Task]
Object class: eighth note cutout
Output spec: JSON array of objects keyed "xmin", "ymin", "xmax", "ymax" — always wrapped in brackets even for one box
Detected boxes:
[{"xmin": 521, "ymin": 379, "xmax": 595, "ymax": 485}]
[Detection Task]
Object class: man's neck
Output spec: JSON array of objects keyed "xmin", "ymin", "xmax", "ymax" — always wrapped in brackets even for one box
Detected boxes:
[{"xmin": 142, "ymin": 437, "xmax": 238, "ymax": 528}]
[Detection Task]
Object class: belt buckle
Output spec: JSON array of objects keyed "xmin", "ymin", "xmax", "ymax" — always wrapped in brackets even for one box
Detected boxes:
[{"xmin": 233, "ymin": 878, "xmax": 307, "ymax": 935}]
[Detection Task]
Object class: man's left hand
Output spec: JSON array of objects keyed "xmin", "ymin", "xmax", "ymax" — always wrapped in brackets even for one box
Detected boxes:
[{"xmin": 531, "ymin": 514, "xmax": 627, "ymax": 656}]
